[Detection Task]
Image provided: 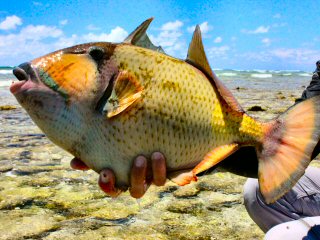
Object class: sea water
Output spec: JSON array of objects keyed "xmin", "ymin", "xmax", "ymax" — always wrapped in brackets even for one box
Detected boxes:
[{"xmin": 0, "ymin": 67, "xmax": 313, "ymax": 91}]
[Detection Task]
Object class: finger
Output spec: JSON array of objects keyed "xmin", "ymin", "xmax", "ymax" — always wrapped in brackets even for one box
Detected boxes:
[
  {"xmin": 151, "ymin": 152, "xmax": 166, "ymax": 186},
  {"xmin": 70, "ymin": 157, "xmax": 90, "ymax": 171},
  {"xmin": 98, "ymin": 169, "xmax": 121, "ymax": 198},
  {"xmin": 129, "ymin": 156, "xmax": 147, "ymax": 198}
]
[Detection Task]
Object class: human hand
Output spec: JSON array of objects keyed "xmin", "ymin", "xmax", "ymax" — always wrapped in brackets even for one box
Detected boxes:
[{"xmin": 70, "ymin": 152, "xmax": 167, "ymax": 198}]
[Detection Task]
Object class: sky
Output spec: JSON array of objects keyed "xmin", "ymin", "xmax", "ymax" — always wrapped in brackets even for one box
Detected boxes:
[{"xmin": 0, "ymin": 0, "xmax": 319, "ymax": 71}]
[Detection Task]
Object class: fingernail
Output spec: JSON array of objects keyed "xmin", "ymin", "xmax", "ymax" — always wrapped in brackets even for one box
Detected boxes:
[
  {"xmin": 100, "ymin": 171, "xmax": 110, "ymax": 183},
  {"xmin": 135, "ymin": 156, "xmax": 146, "ymax": 168}
]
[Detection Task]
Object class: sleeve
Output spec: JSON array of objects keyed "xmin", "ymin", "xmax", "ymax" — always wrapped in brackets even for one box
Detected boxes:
[
  {"xmin": 295, "ymin": 60, "xmax": 320, "ymax": 103},
  {"xmin": 295, "ymin": 61, "xmax": 320, "ymax": 159}
]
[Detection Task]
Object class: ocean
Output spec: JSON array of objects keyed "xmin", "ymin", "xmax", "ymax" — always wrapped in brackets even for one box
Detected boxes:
[{"xmin": 0, "ymin": 66, "xmax": 313, "ymax": 91}]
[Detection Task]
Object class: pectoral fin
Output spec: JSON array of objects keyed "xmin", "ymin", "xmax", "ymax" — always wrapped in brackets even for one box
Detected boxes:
[{"xmin": 104, "ymin": 71, "xmax": 143, "ymax": 118}]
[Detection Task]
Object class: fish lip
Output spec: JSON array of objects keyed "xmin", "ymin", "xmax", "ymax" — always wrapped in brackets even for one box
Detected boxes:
[{"xmin": 10, "ymin": 66, "xmax": 46, "ymax": 95}]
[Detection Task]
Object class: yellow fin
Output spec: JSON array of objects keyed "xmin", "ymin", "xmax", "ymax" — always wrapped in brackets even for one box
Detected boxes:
[
  {"xmin": 186, "ymin": 25, "xmax": 213, "ymax": 79},
  {"xmin": 258, "ymin": 96, "xmax": 320, "ymax": 203},
  {"xmin": 170, "ymin": 143, "xmax": 239, "ymax": 186},
  {"xmin": 169, "ymin": 170, "xmax": 197, "ymax": 186},
  {"xmin": 193, "ymin": 143, "xmax": 240, "ymax": 175},
  {"xmin": 105, "ymin": 71, "xmax": 143, "ymax": 118},
  {"xmin": 186, "ymin": 26, "xmax": 244, "ymax": 113},
  {"xmin": 123, "ymin": 18, "xmax": 164, "ymax": 53}
]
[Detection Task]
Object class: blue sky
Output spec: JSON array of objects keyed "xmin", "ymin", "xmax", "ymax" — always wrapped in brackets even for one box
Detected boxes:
[{"xmin": 0, "ymin": 0, "xmax": 319, "ymax": 71}]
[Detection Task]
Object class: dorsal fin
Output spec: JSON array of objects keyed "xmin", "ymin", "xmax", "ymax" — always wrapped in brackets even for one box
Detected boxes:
[
  {"xmin": 186, "ymin": 25, "xmax": 244, "ymax": 113},
  {"xmin": 123, "ymin": 18, "xmax": 164, "ymax": 53}
]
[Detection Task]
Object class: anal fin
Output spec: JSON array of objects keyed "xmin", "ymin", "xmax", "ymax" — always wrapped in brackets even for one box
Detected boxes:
[
  {"xmin": 193, "ymin": 143, "xmax": 240, "ymax": 175},
  {"xmin": 170, "ymin": 143, "xmax": 240, "ymax": 186}
]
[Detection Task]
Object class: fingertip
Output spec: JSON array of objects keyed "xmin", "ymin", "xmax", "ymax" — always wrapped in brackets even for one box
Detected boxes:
[
  {"xmin": 151, "ymin": 152, "xmax": 166, "ymax": 186},
  {"xmin": 134, "ymin": 155, "xmax": 147, "ymax": 168},
  {"xmin": 130, "ymin": 155, "xmax": 148, "ymax": 198},
  {"xmin": 70, "ymin": 158, "xmax": 90, "ymax": 171},
  {"xmin": 151, "ymin": 152, "xmax": 165, "ymax": 161},
  {"xmin": 98, "ymin": 169, "xmax": 121, "ymax": 198}
]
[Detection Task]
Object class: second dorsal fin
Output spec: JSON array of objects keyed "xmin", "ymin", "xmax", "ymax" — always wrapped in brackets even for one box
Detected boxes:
[
  {"xmin": 186, "ymin": 25, "xmax": 244, "ymax": 113},
  {"xmin": 123, "ymin": 18, "xmax": 164, "ymax": 53}
]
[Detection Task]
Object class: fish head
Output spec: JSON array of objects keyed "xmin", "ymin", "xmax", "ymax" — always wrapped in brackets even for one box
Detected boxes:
[{"xmin": 10, "ymin": 42, "xmax": 118, "ymax": 149}]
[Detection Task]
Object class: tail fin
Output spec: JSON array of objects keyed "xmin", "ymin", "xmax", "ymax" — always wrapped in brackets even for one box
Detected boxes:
[{"xmin": 258, "ymin": 95, "xmax": 320, "ymax": 203}]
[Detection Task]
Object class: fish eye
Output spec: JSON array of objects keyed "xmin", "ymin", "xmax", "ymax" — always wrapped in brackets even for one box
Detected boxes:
[{"xmin": 88, "ymin": 47, "xmax": 104, "ymax": 62}]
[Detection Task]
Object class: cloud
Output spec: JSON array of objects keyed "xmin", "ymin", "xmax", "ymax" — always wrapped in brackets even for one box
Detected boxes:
[
  {"xmin": 0, "ymin": 15, "xmax": 22, "ymax": 30},
  {"xmin": 161, "ymin": 20, "xmax": 183, "ymax": 31},
  {"xmin": 262, "ymin": 38, "xmax": 271, "ymax": 46},
  {"xmin": 270, "ymin": 48, "xmax": 320, "ymax": 64},
  {"xmin": 20, "ymin": 25, "xmax": 63, "ymax": 40},
  {"xmin": 187, "ymin": 21, "xmax": 212, "ymax": 34},
  {"xmin": 242, "ymin": 26, "xmax": 270, "ymax": 34},
  {"xmin": 82, "ymin": 26, "xmax": 128, "ymax": 42},
  {"xmin": 59, "ymin": 19, "xmax": 68, "ymax": 26},
  {"xmin": 207, "ymin": 45, "xmax": 230, "ymax": 59},
  {"xmin": 241, "ymin": 48, "xmax": 320, "ymax": 66},
  {"xmin": 87, "ymin": 24, "xmax": 100, "ymax": 31},
  {"xmin": 0, "ymin": 23, "xmax": 129, "ymax": 65},
  {"xmin": 214, "ymin": 36, "xmax": 222, "ymax": 43},
  {"xmin": 150, "ymin": 20, "xmax": 186, "ymax": 57}
]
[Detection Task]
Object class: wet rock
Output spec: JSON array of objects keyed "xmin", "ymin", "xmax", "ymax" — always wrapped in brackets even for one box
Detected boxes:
[
  {"xmin": 19, "ymin": 150, "xmax": 32, "ymax": 159},
  {"xmin": 167, "ymin": 199, "xmax": 204, "ymax": 214},
  {"xmin": 247, "ymin": 105, "xmax": 266, "ymax": 111},
  {"xmin": 0, "ymin": 160, "xmax": 13, "ymax": 172},
  {"xmin": 13, "ymin": 165, "xmax": 66, "ymax": 175},
  {"xmin": 173, "ymin": 184, "xmax": 200, "ymax": 198},
  {"xmin": 0, "ymin": 208, "xmax": 61, "ymax": 240},
  {"xmin": 0, "ymin": 105, "xmax": 17, "ymax": 111}
]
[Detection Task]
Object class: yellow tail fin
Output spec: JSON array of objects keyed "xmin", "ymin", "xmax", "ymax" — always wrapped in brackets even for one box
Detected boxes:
[{"xmin": 258, "ymin": 95, "xmax": 320, "ymax": 203}]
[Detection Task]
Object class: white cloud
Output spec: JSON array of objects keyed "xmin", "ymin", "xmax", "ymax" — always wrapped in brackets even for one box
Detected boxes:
[
  {"xmin": 208, "ymin": 45, "xmax": 230, "ymax": 59},
  {"xmin": 150, "ymin": 20, "xmax": 185, "ymax": 57},
  {"xmin": 241, "ymin": 48, "xmax": 320, "ymax": 66},
  {"xmin": 187, "ymin": 21, "xmax": 212, "ymax": 34},
  {"xmin": 270, "ymin": 48, "xmax": 320, "ymax": 64},
  {"xmin": 87, "ymin": 24, "xmax": 100, "ymax": 31},
  {"xmin": 0, "ymin": 15, "xmax": 22, "ymax": 30},
  {"xmin": 20, "ymin": 25, "xmax": 63, "ymax": 40},
  {"xmin": 242, "ymin": 26, "xmax": 270, "ymax": 34},
  {"xmin": 0, "ymin": 23, "xmax": 130, "ymax": 65},
  {"xmin": 214, "ymin": 36, "xmax": 222, "ymax": 43},
  {"xmin": 262, "ymin": 38, "xmax": 271, "ymax": 46},
  {"xmin": 161, "ymin": 20, "xmax": 183, "ymax": 31},
  {"xmin": 82, "ymin": 26, "xmax": 128, "ymax": 42},
  {"xmin": 59, "ymin": 19, "xmax": 68, "ymax": 26}
]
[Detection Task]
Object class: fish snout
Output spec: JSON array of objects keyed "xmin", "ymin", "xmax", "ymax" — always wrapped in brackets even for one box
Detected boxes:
[
  {"xmin": 13, "ymin": 62, "xmax": 38, "ymax": 82},
  {"xmin": 11, "ymin": 62, "xmax": 40, "ymax": 94}
]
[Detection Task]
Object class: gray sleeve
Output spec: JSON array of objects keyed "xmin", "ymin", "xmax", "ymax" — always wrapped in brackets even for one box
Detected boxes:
[{"xmin": 244, "ymin": 167, "xmax": 320, "ymax": 233}]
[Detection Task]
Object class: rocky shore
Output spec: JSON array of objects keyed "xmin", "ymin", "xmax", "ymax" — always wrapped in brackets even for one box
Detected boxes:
[{"xmin": 1, "ymin": 78, "xmax": 318, "ymax": 240}]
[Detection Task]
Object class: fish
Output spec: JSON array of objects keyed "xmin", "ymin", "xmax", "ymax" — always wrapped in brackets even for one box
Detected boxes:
[{"xmin": 10, "ymin": 18, "xmax": 320, "ymax": 203}]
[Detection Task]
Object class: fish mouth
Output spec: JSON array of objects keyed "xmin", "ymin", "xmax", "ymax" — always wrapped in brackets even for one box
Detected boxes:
[{"xmin": 11, "ymin": 62, "xmax": 41, "ymax": 94}]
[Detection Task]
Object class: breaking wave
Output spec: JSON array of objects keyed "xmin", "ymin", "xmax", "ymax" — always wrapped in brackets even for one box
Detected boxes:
[
  {"xmin": 219, "ymin": 72, "xmax": 238, "ymax": 77},
  {"xmin": 0, "ymin": 70, "xmax": 12, "ymax": 75},
  {"xmin": 250, "ymin": 74, "xmax": 273, "ymax": 78}
]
